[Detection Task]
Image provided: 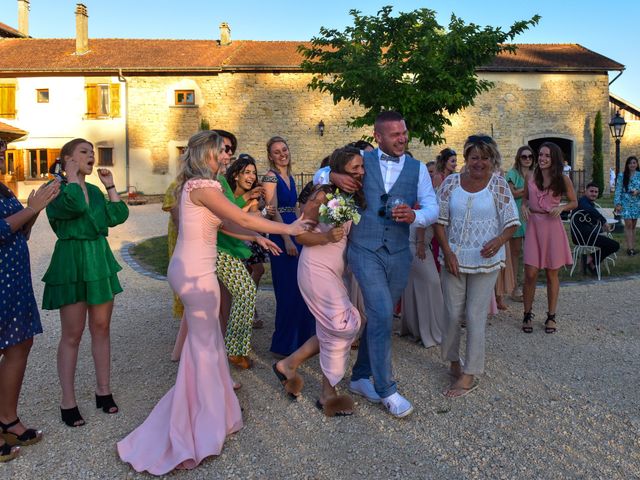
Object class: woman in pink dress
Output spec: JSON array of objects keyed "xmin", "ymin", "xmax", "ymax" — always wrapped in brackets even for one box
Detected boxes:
[
  {"xmin": 273, "ymin": 147, "xmax": 364, "ymax": 417},
  {"xmin": 117, "ymin": 131, "xmax": 310, "ymax": 476},
  {"xmin": 522, "ymin": 142, "xmax": 577, "ymax": 334}
]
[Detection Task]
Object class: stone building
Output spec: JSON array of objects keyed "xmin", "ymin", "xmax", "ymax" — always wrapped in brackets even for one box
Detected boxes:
[{"xmin": 0, "ymin": 2, "xmax": 629, "ymax": 198}]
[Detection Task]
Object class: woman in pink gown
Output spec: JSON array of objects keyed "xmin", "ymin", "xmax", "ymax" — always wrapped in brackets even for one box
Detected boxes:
[
  {"xmin": 117, "ymin": 131, "xmax": 310, "ymax": 476},
  {"xmin": 274, "ymin": 147, "xmax": 364, "ymax": 417},
  {"xmin": 521, "ymin": 142, "xmax": 577, "ymax": 334}
]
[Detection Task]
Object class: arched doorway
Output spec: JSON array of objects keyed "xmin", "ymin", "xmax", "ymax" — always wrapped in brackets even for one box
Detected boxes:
[{"xmin": 527, "ymin": 137, "xmax": 574, "ymax": 167}]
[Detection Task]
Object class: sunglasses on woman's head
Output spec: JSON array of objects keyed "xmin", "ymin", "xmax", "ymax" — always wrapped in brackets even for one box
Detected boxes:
[{"xmin": 467, "ymin": 135, "xmax": 493, "ymax": 144}]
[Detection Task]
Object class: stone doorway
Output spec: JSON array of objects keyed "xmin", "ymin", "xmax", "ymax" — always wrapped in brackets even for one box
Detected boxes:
[{"xmin": 527, "ymin": 137, "xmax": 574, "ymax": 166}]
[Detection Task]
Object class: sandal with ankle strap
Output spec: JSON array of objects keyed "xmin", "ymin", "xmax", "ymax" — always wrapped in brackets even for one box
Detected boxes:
[
  {"xmin": 522, "ymin": 311, "xmax": 534, "ymax": 333},
  {"xmin": 95, "ymin": 393, "xmax": 119, "ymax": 414},
  {"xmin": 544, "ymin": 313, "xmax": 557, "ymax": 334},
  {"xmin": 60, "ymin": 406, "xmax": 86, "ymax": 427},
  {"xmin": 0, "ymin": 441, "xmax": 20, "ymax": 462},
  {"xmin": 0, "ymin": 418, "xmax": 43, "ymax": 446}
]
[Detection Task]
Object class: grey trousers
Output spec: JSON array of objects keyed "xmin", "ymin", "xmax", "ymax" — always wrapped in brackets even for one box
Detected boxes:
[{"xmin": 441, "ymin": 269, "xmax": 499, "ymax": 375}]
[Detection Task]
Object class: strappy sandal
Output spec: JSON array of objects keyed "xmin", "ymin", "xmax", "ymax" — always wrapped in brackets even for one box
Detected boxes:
[
  {"xmin": 95, "ymin": 394, "xmax": 119, "ymax": 414},
  {"xmin": 60, "ymin": 406, "xmax": 86, "ymax": 427},
  {"xmin": 544, "ymin": 313, "xmax": 557, "ymax": 334},
  {"xmin": 0, "ymin": 418, "xmax": 43, "ymax": 446},
  {"xmin": 0, "ymin": 441, "xmax": 19, "ymax": 463},
  {"xmin": 522, "ymin": 311, "xmax": 534, "ymax": 333}
]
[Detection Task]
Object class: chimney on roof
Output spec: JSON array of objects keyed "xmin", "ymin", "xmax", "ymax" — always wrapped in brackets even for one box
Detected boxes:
[
  {"xmin": 75, "ymin": 3, "xmax": 89, "ymax": 55},
  {"xmin": 17, "ymin": 0, "xmax": 29, "ymax": 36},
  {"xmin": 219, "ymin": 22, "xmax": 231, "ymax": 46}
]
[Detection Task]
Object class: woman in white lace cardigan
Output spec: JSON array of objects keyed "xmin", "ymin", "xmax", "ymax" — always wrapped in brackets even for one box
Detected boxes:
[{"xmin": 433, "ymin": 135, "xmax": 520, "ymax": 398}]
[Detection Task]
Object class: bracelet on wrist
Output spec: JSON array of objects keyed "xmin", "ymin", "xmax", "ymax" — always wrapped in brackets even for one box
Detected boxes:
[
  {"xmin": 105, "ymin": 185, "xmax": 116, "ymax": 190},
  {"xmin": 25, "ymin": 206, "xmax": 37, "ymax": 215}
]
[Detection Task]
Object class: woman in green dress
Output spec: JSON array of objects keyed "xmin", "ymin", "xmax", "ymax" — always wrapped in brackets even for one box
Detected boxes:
[
  {"xmin": 505, "ymin": 145, "xmax": 535, "ymax": 301},
  {"xmin": 42, "ymin": 138, "xmax": 129, "ymax": 427}
]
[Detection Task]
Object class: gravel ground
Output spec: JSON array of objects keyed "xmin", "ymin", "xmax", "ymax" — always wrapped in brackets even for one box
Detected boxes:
[{"xmin": 3, "ymin": 202, "xmax": 639, "ymax": 479}]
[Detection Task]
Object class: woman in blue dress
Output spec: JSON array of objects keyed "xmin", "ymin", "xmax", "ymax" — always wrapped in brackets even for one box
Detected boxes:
[
  {"xmin": 614, "ymin": 156, "xmax": 640, "ymax": 255},
  {"xmin": 262, "ymin": 136, "xmax": 315, "ymax": 356},
  {"xmin": 0, "ymin": 179, "xmax": 59, "ymax": 462}
]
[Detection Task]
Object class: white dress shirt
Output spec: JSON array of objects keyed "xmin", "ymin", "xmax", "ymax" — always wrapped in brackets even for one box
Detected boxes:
[{"xmin": 313, "ymin": 148, "xmax": 438, "ymax": 227}]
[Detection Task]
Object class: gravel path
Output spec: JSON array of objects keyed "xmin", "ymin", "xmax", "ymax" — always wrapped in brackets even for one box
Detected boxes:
[{"xmin": 4, "ymin": 203, "xmax": 639, "ymax": 479}]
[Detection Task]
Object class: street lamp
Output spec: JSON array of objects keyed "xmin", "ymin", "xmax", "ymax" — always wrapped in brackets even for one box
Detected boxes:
[{"xmin": 609, "ymin": 111, "xmax": 627, "ymax": 176}]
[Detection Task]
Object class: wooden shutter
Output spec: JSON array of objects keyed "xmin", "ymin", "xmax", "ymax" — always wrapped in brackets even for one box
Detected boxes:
[
  {"xmin": 47, "ymin": 149, "xmax": 61, "ymax": 174},
  {"xmin": 0, "ymin": 85, "xmax": 16, "ymax": 118},
  {"xmin": 85, "ymin": 84, "xmax": 98, "ymax": 118},
  {"xmin": 14, "ymin": 150, "xmax": 24, "ymax": 181},
  {"xmin": 110, "ymin": 84, "xmax": 120, "ymax": 118}
]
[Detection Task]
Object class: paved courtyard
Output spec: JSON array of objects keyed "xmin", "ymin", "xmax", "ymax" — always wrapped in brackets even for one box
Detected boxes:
[{"xmin": 3, "ymin": 203, "xmax": 639, "ymax": 479}]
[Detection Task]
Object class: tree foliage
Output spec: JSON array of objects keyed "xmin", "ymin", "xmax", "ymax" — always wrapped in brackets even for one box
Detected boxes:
[
  {"xmin": 299, "ymin": 6, "xmax": 540, "ymax": 146},
  {"xmin": 592, "ymin": 110, "xmax": 604, "ymax": 196}
]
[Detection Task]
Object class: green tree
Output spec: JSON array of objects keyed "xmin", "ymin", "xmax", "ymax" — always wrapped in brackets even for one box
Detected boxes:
[
  {"xmin": 299, "ymin": 6, "xmax": 539, "ymax": 146},
  {"xmin": 592, "ymin": 111, "xmax": 604, "ymax": 196}
]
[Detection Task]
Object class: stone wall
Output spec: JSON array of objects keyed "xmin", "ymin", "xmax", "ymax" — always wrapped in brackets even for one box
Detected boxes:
[
  {"xmin": 619, "ymin": 120, "xmax": 640, "ymax": 165},
  {"xmin": 126, "ymin": 71, "xmax": 612, "ymax": 194}
]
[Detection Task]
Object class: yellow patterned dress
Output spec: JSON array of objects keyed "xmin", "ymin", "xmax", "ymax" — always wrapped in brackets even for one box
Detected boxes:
[{"xmin": 163, "ymin": 181, "xmax": 184, "ymax": 318}]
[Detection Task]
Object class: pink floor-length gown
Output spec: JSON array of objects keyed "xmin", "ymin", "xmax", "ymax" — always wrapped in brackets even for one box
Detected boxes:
[
  {"xmin": 297, "ymin": 221, "xmax": 361, "ymax": 386},
  {"xmin": 118, "ymin": 179, "xmax": 243, "ymax": 476}
]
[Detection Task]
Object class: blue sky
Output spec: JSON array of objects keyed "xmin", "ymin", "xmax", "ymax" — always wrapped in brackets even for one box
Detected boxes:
[{"xmin": 2, "ymin": 0, "xmax": 638, "ymax": 105}]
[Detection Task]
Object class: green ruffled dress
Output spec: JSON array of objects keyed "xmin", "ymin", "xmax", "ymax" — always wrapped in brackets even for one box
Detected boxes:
[{"xmin": 42, "ymin": 182, "xmax": 129, "ymax": 310}]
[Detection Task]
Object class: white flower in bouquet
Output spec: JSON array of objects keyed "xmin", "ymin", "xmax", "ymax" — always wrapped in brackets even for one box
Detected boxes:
[{"xmin": 318, "ymin": 191, "xmax": 361, "ymax": 226}]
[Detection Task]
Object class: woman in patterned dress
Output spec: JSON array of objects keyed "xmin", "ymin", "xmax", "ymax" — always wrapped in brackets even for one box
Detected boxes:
[
  {"xmin": 0, "ymin": 179, "xmax": 59, "ymax": 462},
  {"xmin": 614, "ymin": 156, "xmax": 640, "ymax": 255},
  {"xmin": 42, "ymin": 138, "xmax": 129, "ymax": 427}
]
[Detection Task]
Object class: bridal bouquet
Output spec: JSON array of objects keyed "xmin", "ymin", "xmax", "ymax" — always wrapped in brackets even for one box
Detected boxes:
[{"xmin": 318, "ymin": 191, "xmax": 361, "ymax": 226}]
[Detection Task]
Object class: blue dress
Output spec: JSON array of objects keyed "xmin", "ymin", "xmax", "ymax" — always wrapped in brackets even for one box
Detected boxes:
[
  {"xmin": 267, "ymin": 172, "xmax": 315, "ymax": 356},
  {"xmin": 0, "ymin": 187, "xmax": 42, "ymax": 348},
  {"xmin": 614, "ymin": 172, "xmax": 640, "ymax": 219}
]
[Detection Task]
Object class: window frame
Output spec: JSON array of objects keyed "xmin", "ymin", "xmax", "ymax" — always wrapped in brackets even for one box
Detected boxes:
[
  {"xmin": 174, "ymin": 90, "xmax": 195, "ymax": 106},
  {"xmin": 36, "ymin": 88, "xmax": 50, "ymax": 103},
  {"xmin": 98, "ymin": 147, "xmax": 114, "ymax": 167}
]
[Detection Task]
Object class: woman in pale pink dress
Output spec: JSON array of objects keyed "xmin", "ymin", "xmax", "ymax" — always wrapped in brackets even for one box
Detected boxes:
[
  {"xmin": 274, "ymin": 147, "xmax": 364, "ymax": 417},
  {"xmin": 117, "ymin": 131, "xmax": 309, "ymax": 476},
  {"xmin": 521, "ymin": 142, "xmax": 577, "ymax": 334}
]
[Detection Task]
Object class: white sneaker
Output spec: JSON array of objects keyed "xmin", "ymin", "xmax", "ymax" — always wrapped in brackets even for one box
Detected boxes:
[
  {"xmin": 381, "ymin": 392, "xmax": 414, "ymax": 418},
  {"xmin": 348, "ymin": 378, "xmax": 382, "ymax": 403}
]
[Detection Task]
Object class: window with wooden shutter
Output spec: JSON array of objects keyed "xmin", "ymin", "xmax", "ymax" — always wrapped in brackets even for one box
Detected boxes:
[
  {"xmin": 85, "ymin": 84, "xmax": 98, "ymax": 119},
  {"xmin": 14, "ymin": 151, "xmax": 24, "ymax": 181},
  {"xmin": 110, "ymin": 84, "xmax": 120, "ymax": 118},
  {"xmin": 0, "ymin": 85, "xmax": 16, "ymax": 118}
]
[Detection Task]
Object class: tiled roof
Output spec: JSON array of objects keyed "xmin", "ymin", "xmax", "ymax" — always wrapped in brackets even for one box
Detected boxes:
[
  {"xmin": 0, "ymin": 22, "xmax": 25, "ymax": 38},
  {"xmin": 0, "ymin": 39, "xmax": 624, "ymax": 74},
  {"xmin": 0, "ymin": 121, "xmax": 27, "ymax": 141}
]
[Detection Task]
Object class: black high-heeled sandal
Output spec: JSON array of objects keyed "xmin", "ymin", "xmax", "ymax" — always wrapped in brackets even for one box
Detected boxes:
[
  {"xmin": 95, "ymin": 393, "xmax": 119, "ymax": 414},
  {"xmin": 544, "ymin": 313, "xmax": 557, "ymax": 334},
  {"xmin": 0, "ymin": 418, "xmax": 43, "ymax": 446},
  {"xmin": 60, "ymin": 406, "xmax": 85, "ymax": 427},
  {"xmin": 0, "ymin": 441, "xmax": 19, "ymax": 463},
  {"xmin": 522, "ymin": 311, "xmax": 534, "ymax": 333}
]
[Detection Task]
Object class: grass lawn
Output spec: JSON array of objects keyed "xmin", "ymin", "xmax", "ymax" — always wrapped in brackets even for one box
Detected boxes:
[
  {"xmin": 130, "ymin": 235, "xmax": 273, "ymax": 285},
  {"xmin": 131, "ymin": 218, "xmax": 640, "ymax": 285}
]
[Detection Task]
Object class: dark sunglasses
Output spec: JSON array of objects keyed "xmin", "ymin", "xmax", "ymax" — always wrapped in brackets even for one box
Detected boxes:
[
  {"xmin": 223, "ymin": 145, "xmax": 234, "ymax": 154},
  {"xmin": 467, "ymin": 135, "xmax": 493, "ymax": 144},
  {"xmin": 520, "ymin": 154, "xmax": 534, "ymax": 160},
  {"xmin": 378, "ymin": 193, "xmax": 389, "ymax": 217}
]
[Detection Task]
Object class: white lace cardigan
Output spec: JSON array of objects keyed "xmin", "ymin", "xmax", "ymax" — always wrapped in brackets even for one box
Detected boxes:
[{"xmin": 436, "ymin": 173, "xmax": 520, "ymax": 273}]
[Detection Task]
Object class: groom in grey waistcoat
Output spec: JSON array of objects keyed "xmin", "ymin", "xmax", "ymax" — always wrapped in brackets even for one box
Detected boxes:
[{"xmin": 318, "ymin": 111, "xmax": 438, "ymax": 417}]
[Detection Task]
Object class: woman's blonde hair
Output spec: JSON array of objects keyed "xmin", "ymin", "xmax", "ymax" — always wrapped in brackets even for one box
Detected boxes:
[
  {"xmin": 266, "ymin": 136, "xmax": 292, "ymax": 176},
  {"xmin": 463, "ymin": 134, "xmax": 502, "ymax": 171},
  {"xmin": 175, "ymin": 130, "xmax": 223, "ymax": 197}
]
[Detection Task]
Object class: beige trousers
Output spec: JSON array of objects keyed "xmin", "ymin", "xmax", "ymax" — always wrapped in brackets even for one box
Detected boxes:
[{"xmin": 441, "ymin": 269, "xmax": 499, "ymax": 375}]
